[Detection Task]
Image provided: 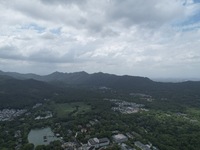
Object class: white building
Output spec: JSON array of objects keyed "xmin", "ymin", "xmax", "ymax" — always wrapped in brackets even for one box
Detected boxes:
[
  {"xmin": 112, "ymin": 134, "xmax": 128, "ymax": 143},
  {"xmin": 99, "ymin": 138, "xmax": 110, "ymax": 147},
  {"xmin": 134, "ymin": 141, "xmax": 151, "ymax": 150},
  {"xmin": 88, "ymin": 137, "xmax": 110, "ymax": 148},
  {"xmin": 121, "ymin": 143, "xmax": 135, "ymax": 150}
]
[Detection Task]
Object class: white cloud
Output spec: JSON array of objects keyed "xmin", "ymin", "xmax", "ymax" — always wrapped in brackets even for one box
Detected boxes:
[{"xmin": 0, "ymin": 0, "xmax": 200, "ymax": 78}]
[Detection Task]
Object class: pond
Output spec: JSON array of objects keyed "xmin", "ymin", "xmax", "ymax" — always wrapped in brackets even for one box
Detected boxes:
[{"xmin": 28, "ymin": 127, "xmax": 60, "ymax": 147}]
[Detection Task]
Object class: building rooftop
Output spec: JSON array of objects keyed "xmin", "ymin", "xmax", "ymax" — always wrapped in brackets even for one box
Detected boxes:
[
  {"xmin": 88, "ymin": 138, "xmax": 99, "ymax": 145},
  {"xmin": 99, "ymin": 138, "xmax": 110, "ymax": 143},
  {"xmin": 113, "ymin": 134, "xmax": 127, "ymax": 140},
  {"xmin": 135, "ymin": 141, "xmax": 151, "ymax": 150}
]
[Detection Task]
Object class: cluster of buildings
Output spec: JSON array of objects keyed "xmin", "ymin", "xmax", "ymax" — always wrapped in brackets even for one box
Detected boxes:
[
  {"xmin": 62, "ymin": 142, "xmax": 77, "ymax": 150},
  {"xmin": 88, "ymin": 137, "xmax": 110, "ymax": 148},
  {"xmin": 62, "ymin": 137, "xmax": 110, "ymax": 150},
  {"xmin": 112, "ymin": 134, "xmax": 158, "ymax": 150},
  {"xmin": 134, "ymin": 141, "xmax": 151, "ymax": 150},
  {"xmin": 0, "ymin": 109, "xmax": 27, "ymax": 121},
  {"xmin": 86, "ymin": 119, "xmax": 99, "ymax": 128},
  {"xmin": 112, "ymin": 134, "xmax": 128, "ymax": 143},
  {"xmin": 32, "ymin": 103, "xmax": 43, "ymax": 109},
  {"xmin": 76, "ymin": 137, "xmax": 110, "ymax": 150},
  {"xmin": 35, "ymin": 111, "xmax": 53, "ymax": 120},
  {"xmin": 110, "ymin": 100, "xmax": 145, "ymax": 114},
  {"xmin": 120, "ymin": 143, "xmax": 133, "ymax": 150},
  {"xmin": 14, "ymin": 130, "xmax": 22, "ymax": 150},
  {"xmin": 129, "ymin": 93, "xmax": 154, "ymax": 102},
  {"xmin": 62, "ymin": 131, "xmax": 159, "ymax": 150}
]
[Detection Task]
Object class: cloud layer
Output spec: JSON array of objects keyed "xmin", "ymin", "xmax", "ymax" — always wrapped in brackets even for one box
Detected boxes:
[{"xmin": 0, "ymin": 0, "xmax": 200, "ymax": 78}]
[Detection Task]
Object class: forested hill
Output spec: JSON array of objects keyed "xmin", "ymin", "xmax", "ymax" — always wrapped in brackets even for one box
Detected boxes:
[
  {"xmin": 0, "ymin": 75, "xmax": 58, "ymax": 108},
  {"xmin": 1, "ymin": 70, "xmax": 200, "ymax": 90},
  {"xmin": 0, "ymin": 70, "xmax": 154, "ymax": 89},
  {"xmin": 1, "ymin": 70, "xmax": 200, "ymax": 92},
  {"xmin": 0, "ymin": 71, "xmax": 200, "ymax": 107}
]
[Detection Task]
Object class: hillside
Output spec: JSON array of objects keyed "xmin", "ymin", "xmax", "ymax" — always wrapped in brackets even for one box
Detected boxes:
[
  {"xmin": 0, "ymin": 70, "xmax": 154, "ymax": 88},
  {"xmin": 0, "ymin": 75, "xmax": 58, "ymax": 108},
  {"xmin": 1, "ymin": 70, "xmax": 200, "ymax": 107}
]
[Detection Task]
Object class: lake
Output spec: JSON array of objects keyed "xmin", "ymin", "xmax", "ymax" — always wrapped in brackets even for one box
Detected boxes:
[{"xmin": 28, "ymin": 127, "xmax": 60, "ymax": 147}]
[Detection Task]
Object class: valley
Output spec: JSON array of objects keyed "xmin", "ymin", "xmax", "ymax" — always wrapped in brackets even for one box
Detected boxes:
[{"xmin": 0, "ymin": 71, "xmax": 200, "ymax": 150}]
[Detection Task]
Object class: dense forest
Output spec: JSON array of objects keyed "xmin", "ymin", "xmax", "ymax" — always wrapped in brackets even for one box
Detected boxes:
[
  {"xmin": 0, "ymin": 71, "xmax": 200, "ymax": 108},
  {"xmin": 0, "ymin": 71, "xmax": 200, "ymax": 149}
]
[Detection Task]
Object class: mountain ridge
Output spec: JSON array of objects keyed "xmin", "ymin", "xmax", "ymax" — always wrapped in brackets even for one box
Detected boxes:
[
  {"xmin": 1, "ymin": 70, "xmax": 200, "ymax": 108},
  {"xmin": 1, "ymin": 70, "xmax": 200, "ymax": 94},
  {"xmin": 0, "ymin": 74, "xmax": 58, "ymax": 108},
  {"xmin": 0, "ymin": 70, "xmax": 153, "ymax": 86}
]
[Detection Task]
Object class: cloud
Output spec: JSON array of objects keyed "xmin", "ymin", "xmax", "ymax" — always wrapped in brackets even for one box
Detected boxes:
[
  {"xmin": 40, "ymin": 0, "xmax": 88, "ymax": 6},
  {"xmin": 0, "ymin": 45, "xmax": 24, "ymax": 60},
  {"xmin": 107, "ymin": 0, "xmax": 184, "ymax": 26},
  {"xmin": 0, "ymin": 0, "xmax": 200, "ymax": 78}
]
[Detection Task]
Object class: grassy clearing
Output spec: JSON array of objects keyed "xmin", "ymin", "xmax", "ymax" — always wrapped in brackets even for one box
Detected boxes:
[{"xmin": 54, "ymin": 102, "xmax": 91, "ymax": 118}]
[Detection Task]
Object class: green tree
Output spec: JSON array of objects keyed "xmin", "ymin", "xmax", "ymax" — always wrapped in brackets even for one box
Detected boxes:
[
  {"xmin": 22, "ymin": 143, "xmax": 34, "ymax": 150},
  {"xmin": 35, "ymin": 145, "xmax": 46, "ymax": 150}
]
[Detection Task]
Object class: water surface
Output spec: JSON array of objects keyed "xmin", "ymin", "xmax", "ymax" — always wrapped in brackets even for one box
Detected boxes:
[{"xmin": 28, "ymin": 127, "xmax": 60, "ymax": 146}]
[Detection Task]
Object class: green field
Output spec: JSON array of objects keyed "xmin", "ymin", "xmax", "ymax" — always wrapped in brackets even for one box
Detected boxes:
[{"xmin": 54, "ymin": 102, "xmax": 91, "ymax": 118}]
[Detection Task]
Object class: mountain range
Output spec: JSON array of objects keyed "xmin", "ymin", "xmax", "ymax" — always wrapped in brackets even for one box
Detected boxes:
[
  {"xmin": 0, "ymin": 70, "xmax": 154, "ymax": 89},
  {"xmin": 0, "ymin": 70, "xmax": 200, "ymax": 108},
  {"xmin": 1, "ymin": 70, "xmax": 200, "ymax": 90}
]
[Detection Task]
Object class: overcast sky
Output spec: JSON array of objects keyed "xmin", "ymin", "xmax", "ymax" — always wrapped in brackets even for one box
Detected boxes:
[{"xmin": 0, "ymin": 0, "xmax": 200, "ymax": 78}]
